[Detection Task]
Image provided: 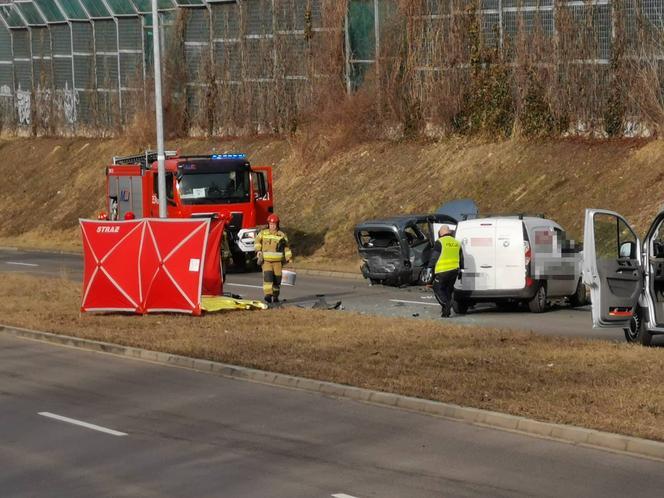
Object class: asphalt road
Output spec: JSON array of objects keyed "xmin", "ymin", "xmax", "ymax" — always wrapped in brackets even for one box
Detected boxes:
[
  {"xmin": 2, "ymin": 333, "xmax": 663, "ymax": 498},
  {"xmin": 0, "ymin": 248, "xmax": 633, "ymax": 342}
]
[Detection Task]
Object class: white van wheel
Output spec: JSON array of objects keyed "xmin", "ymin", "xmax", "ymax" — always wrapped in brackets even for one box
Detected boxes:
[
  {"xmin": 623, "ymin": 308, "xmax": 653, "ymax": 346},
  {"xmin": 528, "ymin": 284, "xmax": 547, "ymax": 313},
  {"xmin": 568, "ymin": 279, "xmax": 587, "ymax": 307},
  {"xmin": 452, "ymin": 297, "xmax": 469, "ymax": 315}
]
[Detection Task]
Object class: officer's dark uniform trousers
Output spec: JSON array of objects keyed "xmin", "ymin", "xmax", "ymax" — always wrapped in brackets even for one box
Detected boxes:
[{"xmin": 429, "ymin": 234, "xmax": 462, "ymax": 318}]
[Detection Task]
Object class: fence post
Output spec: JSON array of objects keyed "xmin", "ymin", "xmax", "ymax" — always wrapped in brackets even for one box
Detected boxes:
[
  {"xmin": 498, "ymin": 0, "xmax": 504, "ymax": 49},
  {"xmin": 68, "ymin": 20, "xmax": 77, "ymax": 131},
  {"xmin": 344, "ymin": 4, "xmax": 351, "ymax": 93},
  {"xmin": 114, "ymin": 17, "xmax": 123, "ymax": 123}
]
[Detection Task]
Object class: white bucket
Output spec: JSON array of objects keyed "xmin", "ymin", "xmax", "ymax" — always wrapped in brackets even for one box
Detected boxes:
[{"xmin": 282, "ymin": 269, "xmax": 297, "ymax": 286}]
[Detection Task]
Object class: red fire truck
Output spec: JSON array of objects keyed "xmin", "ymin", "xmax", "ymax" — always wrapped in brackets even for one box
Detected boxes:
[{"xmin": 105, "ymin": 151, "xmax": 273, "ymax": 268}]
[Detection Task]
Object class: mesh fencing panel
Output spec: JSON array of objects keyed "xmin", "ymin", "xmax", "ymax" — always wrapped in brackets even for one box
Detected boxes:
[
  {"xmin": 117, "ymin": 15, "xmax": 143, "ymax": 123},
  {"xmin": 211, "ymin": 1, "xmax": 241, "ymax": 82},
  {"xmin": 0, "ymin": 22, "xmax": 13, "ymax": 92},
  {"xmin": 1, "ymin": 0, "xmax": 663, "ymax": 132},
  {"xmin": 0, "ymin": 22, "xmax": 13, "ymax": 126}
]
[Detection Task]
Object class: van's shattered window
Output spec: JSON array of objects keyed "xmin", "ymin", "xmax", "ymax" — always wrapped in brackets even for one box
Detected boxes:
[{"xmin": 358, "ymin": 230, "xmax": 399, "ymax": 249}]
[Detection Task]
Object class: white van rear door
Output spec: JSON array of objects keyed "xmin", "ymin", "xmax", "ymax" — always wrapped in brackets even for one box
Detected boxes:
[
  {"xmin": 457, "ymin": 221, "xmax": 496, "ymax": 291},
  {"xmin": 494, "ymin": 219, "xmax": 526, "ymax": 290},
  {"xmin": 582, "ymin": 209, "xmax": 642, "ymax": 328}
]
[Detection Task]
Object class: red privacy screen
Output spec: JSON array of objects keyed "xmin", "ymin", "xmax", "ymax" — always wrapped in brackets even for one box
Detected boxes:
[{"xmin": 80, "ymin": 218, "xmax": 221, "ymax": 315}]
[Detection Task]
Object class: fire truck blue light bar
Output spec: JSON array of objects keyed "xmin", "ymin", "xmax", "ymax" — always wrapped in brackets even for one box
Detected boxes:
[{"xmin": 211, "ymin": 154, "xmax": 246, "ymax": 160}]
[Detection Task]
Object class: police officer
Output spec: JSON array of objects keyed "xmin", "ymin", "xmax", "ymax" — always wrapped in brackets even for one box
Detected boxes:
[
  {"xmin": 255, "ymin": 214, "xmax": 292, "ymax": 305},
  {"xmin": 427, "ymin": 225, "xmax": 462, "ymax": 317}
]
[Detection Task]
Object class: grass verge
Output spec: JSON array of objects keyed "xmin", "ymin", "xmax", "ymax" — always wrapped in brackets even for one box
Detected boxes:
[{"xmin": 3, "ymin": 273, "xmax": 664, "ymax": 441}]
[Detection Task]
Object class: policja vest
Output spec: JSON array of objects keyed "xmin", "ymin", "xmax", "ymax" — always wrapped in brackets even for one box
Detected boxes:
[
  {"xmin": 255, "ymin": 229, "xmax": 292, "ymax": 262},
  {"xmin": 434, "ymin": 235, "xmax": 461, "ymax": 274}
]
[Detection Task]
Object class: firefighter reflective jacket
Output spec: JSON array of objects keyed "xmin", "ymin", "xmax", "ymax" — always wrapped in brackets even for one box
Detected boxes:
[
  {"xmin": 255, "ymin": 229, "xmax": 292, "ymax": 262},
  {"xmin": 434, "ymin": 235, "xmax": 461, "ymax": 274}
]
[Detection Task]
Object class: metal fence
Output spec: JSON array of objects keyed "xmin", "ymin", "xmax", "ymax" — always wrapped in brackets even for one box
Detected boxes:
[
  {"xmin": 1, "ymin": 0, "xmax": 664, "ymax": 130},
  {"xmin": 0, "ymin": 0, "xmax": 337, "ymax": 129},
  {"xmin": 347, "ymin": 0, "xmax": 664, "ymax": 87}
]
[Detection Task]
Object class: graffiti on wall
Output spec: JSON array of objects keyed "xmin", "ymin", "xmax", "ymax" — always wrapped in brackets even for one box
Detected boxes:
[
  {"xmin": 15, "ymin": 84, "xmax": 31, "ymax": 125},
  {"xmin": 61, "ymin": 82, "xmax": 78, "ymax": 124}
]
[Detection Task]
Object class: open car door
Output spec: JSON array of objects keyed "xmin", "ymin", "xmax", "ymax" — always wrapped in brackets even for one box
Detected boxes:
[
  {"xmin": 582, "ymin": 209, "xmax": 643, "ymax": 328},
  {"xmin": 251, "ymin": 167, "xmax": 273, "ymax": 223},
  {"xmin": 427, "ymin": 214, "xmax": 458, "ymax": 242}
]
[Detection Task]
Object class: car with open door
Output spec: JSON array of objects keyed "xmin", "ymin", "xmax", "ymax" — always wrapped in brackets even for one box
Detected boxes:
[
  {"xmin": 582, "ymin": 208, "xmax": 664, "ymax": 345},
  {"xmin": 355, "ymin": 214, "xmax": 457, "ymax": 286}
]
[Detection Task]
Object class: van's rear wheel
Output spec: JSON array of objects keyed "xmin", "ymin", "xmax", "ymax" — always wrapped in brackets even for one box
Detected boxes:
[
  {"xmin": 568, "ymin": 278, "xmax": 587, "ymax": 307},
  {"xmin": 527, "ymin": 284, "xmax": 547, "ymax": 313},
  {"xmin": 623, "ymin": 308, "xmax": 653, "ymax": 346},
  {"xmin": 452, "ymin": 296, "xmax": 469, "ymax": 315}
]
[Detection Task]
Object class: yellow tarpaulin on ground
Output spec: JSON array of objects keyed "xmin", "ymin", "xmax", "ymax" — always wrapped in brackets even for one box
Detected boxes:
[{"xmin": 201, "ymin": 295, "xmax": 268, "ymax": 312}]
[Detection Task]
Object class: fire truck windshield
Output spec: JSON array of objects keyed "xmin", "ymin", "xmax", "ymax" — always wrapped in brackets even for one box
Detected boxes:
[{"xmin": 178, "ymin": 171, "xmax": 250, "ymax": 204}]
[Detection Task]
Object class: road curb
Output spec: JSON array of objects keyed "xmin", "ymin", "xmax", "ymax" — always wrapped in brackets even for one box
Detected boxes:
[{"xmin": 2, "ymin": 323, "xmax": 664, "ymax": 461}]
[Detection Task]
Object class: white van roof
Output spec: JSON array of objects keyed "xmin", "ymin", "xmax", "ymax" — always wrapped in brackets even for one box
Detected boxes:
[{"xmin": 458, "ymin": 216, "xmax": 563, "ymax": 233}]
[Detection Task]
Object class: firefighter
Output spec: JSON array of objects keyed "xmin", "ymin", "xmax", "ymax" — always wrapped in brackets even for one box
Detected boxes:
[
  {"xmin": 255, "ymin": 214, "xmax": 292, "ymax": 305},
  {"xmin": 427, "ymin": 225, "xmax": 462, "ymax": 318}
]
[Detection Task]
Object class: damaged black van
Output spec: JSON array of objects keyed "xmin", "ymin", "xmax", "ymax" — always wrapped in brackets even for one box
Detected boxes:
[{"xmin": 355, "ymin": 214, "xmax": 457, "ymax": 286}]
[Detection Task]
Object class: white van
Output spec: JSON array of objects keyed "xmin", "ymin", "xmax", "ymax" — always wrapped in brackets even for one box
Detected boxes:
[
  {"xmin": 453, "ymin": 216, "xmax": 585, "ymax": 313},
  {"xmin": 582, "ymin": 208, "xmax": 664, "ymax": 345}
]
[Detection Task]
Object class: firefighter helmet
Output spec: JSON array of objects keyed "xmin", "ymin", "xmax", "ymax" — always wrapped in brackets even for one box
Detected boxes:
[
  {"xmin": 267, "ymin": 214, "xmax": 280, "ymax": 225},
  {"xmin": 124, "ymin": 211, "xmax": 136, "ymax": 220}
]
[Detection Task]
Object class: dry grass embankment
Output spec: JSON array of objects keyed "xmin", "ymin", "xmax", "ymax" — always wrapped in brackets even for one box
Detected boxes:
[
  {"xmin": 1, "ymin": 136, "xmax": 663, "ymax": 273},
  {"xmin": 3, "ymin": 273, "xmax": 664, "ymax": 442}
]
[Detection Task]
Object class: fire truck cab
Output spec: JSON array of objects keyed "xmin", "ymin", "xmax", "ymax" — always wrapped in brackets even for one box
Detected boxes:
[{"xmin": 106, "ymin": 151, "xmax": 273, "ymax": 266}]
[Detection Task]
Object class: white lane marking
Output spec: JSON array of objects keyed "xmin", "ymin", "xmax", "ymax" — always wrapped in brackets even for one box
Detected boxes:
[
  {"xmin": 5, "ymin": 261, "xmax": 39, "ymax": 267},
  {"xmin": 38, "ymin": 412, "xmax": 128, "ymax": 437},
  {"xmin": 332, "ymin": 494, "xmax": 360, "ymax": 498},
  {"xmin": 390, "ymin": 299, "xmax": 439, "ymax": 307},
  {"xmin": 225, "ymin": 283, "xmax": 263, "ymax": 289}
]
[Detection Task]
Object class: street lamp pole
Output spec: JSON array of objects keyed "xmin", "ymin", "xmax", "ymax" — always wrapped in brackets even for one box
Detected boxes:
[{"xmin": 151, "ymin": 0, "xmax": 167, "ymax": 218}]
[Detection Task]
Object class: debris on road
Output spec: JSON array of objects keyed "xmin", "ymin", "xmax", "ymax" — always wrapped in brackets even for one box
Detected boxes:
[{"xmin": 311, "ymin": 295, "xmax": 343, "ymax": 310}]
